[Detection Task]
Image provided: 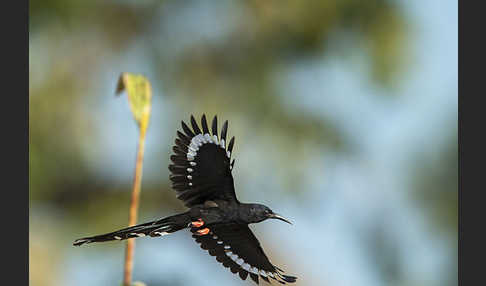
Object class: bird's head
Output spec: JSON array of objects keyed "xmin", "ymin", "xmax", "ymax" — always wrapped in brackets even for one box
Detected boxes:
[{"xmin": 245, "ymin": 204, "xmax": 293, "ymax": 225}]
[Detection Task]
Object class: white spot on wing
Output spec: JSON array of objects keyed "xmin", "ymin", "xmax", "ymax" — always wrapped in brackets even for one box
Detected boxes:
[
  {"xmin": 189, "ymin": 143, "xmax": 198, "ymax": 150},
  {"xmin": 74, "ymin": 239, "xmax": 89, "ymax": 244},
  {"xmin": 204, "ymin": 133, "xmax": 212, "ymax": 143},
  {"xmin": 153, "ymin": 231, "xmax": 169, "ymax": 236},
  {"xmin": 194, "ymin": 134, "xmax": 205, "ymax": 144}
]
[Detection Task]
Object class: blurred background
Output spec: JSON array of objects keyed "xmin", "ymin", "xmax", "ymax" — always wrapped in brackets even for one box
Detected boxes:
[{"xmin": 29, "ymin": 0, "xmax": 457, "ymax": 285}]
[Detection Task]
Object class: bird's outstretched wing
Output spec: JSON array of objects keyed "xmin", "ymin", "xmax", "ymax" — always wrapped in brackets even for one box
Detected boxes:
[
  {"xmin": 192, "ymin": 223, "xmax": 297, "ymax": 285},
  {"xmin": 169, "ymin": 114, "xmax": 237, "ymax": 207}
]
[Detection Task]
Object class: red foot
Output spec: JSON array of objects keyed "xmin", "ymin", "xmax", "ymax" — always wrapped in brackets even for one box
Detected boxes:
[
  {"xmin": 196, "ymin": 228, "xmax": 210, "ymax": 235},
  {"xmin": 191, "ymin": 218, "xmax": 204, "ymax": 228}
]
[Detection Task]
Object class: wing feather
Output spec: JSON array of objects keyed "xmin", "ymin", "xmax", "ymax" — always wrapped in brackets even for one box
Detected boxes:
[
  {"xmin": 168, "ymin": 115, "xmax": 238, "ymax": 207},
  {"xmin": 191, "ymin": 115, "xmax": 202, "ymax": 134},
  {"xmin": 211, "ymin": 116, "xmax": 218, "ymax": 137},
  {"xmin": 181, "ymin": 120, "xmax": 195, "ymax": 137},
  {"xmin": 201, "ymin": 114, "xmax": 210, "ymax": 134},
  {"xmin": 192, "ymin": 224, "xmax": 297, "ymax": 285},
  {"xmin": 221, "ymin": 120, "xmax": 228, "ymax": 142}
]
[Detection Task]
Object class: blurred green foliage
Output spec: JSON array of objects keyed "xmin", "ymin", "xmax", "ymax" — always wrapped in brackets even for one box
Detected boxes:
[{"xmin": 30, "ymin": 0, "xmax": 408, "ymax": 209}]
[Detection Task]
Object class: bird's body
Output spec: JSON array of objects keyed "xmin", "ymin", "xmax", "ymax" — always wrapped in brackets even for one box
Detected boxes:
[{"xmin": 74, "ymin": 115, "xmax": 297, "ymax": 285}]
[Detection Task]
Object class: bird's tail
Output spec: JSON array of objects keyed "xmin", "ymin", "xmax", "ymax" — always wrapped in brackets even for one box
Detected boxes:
[{"xmin": 73, "ymin": 212, "xmax": 191, "ymax": 246}]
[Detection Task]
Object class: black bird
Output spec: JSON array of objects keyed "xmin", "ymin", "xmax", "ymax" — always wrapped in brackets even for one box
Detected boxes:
[{"xmin": 73, "ymin": 114, "xmax": 297, "ymax": 285}]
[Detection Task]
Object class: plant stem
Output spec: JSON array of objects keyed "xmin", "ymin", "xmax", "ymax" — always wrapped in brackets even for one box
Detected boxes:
[{"xmin": 123, "ymin": 129, "xmax": 146, "ymax": 286}]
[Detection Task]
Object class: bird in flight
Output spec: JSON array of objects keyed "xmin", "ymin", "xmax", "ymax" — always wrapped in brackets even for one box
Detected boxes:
[{"xmin": 74, "ymin": 114, "xmax": 297, "ymax": 285}]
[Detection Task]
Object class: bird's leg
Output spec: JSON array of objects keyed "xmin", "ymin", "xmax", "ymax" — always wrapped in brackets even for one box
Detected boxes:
[
  {"xmin": 188, "ymin": 218, "xmax": 210, "ymax": 236},
  {"xmin": 196, "ymin": 228, "xmax": 210, "ymax": 235},
  {"xmin": 191, "ymin": 218, "xmax": 204, "ymax": 228}
]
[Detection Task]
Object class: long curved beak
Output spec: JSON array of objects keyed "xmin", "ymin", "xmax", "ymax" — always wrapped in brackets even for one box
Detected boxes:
[{"xmin": 267, "ymin": 213, "xmax": 293, "ymax": 225}]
